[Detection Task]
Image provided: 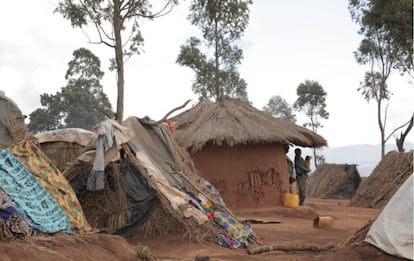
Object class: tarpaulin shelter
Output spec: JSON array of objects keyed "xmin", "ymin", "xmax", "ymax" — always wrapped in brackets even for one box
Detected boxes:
[
  {"xmin": 63, "ymin": 117, "xmax": 256, "ymax": 248},
  {"xmin": 307, "ymin": 164, "xmax": 361, "ymax": 199},
  {"xmin": 365, "ymin": 174, "xmax": 413, "ymax": 259},
  {"xmin": 170, "ymin": 98, "xmax": 327, "ymax": 209}
]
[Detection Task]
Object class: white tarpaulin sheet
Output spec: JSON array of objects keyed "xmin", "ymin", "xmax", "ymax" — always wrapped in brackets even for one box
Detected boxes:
[{"xmin": 365, "ymin": 174, "xmax": 413, "ymax": 260}]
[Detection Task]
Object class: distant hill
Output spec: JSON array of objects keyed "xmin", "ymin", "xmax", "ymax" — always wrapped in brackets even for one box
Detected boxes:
[{"xmin": 288, "ymin": 143, "xmax": 413, "ymax": 177}]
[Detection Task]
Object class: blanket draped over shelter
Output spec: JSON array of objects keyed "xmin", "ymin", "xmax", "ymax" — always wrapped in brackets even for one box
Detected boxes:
[
  {"xmin": 0, "ymin": 189, "xmax": 33, "ymax": 240},
  {"xmin": 0, "ymin": 149, "xmax": 72, "ymax": 234},
  {"xmin": 9, "ymin": 141, "xmax": 91, "ymax": 234}
]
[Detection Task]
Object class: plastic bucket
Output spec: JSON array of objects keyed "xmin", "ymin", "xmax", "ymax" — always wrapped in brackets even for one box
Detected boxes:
[{"xmin": 284, "ymin": 193, "xmax": 299, "ymax": 208}]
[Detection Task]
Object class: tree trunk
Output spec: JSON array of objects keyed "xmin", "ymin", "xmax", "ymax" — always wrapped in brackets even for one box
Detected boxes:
[
  {"xmin": 396, "ymin": 115, "xmax": 414, "ymax": 152},
  {"xmin": 377, "ymin": 98, "xmax": 385, "ymax": 159},
  {"xmin": 113, "ymin": 0, "xmax": 124, "ymax": 123},
  {"xmin": 214, "ymin": 16, "xmax": 220, "ymax": 101}
]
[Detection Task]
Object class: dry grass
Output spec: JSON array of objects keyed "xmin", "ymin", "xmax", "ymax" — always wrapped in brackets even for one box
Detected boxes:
[
  {"xmin": 6, "ymin": 117, "xmax": 30, "ymax": 143},
  {"xmin": 78, "ymin": 162, "xmax": 129, "ymax": 232},
  {"xmin": 171, "ymin": 98, "xmax": 327, "ymax": 153},
  {"xmin": 37, "ymin": 142, "xmax": 85, "ymax": 173},
  {"xmin": 351, "ymin": 150, "xmax": 413, "ymax": 208},
  {"xmin": 307, "ymin": 164, "xmax": 361, "ymax": 199}
]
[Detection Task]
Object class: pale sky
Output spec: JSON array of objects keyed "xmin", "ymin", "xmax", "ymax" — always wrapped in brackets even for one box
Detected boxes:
[{"xmin": 1, "ymin": 0, "xmax": 413, "ymax": 148}]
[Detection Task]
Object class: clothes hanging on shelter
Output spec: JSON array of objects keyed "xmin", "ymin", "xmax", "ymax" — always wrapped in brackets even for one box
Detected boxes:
[{"xmin": 87, "ymin": 120, "xmax": 114, "ymax": 191}]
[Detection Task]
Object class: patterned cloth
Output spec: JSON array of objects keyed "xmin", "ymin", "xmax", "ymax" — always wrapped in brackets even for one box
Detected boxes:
[
  {"xmin": 0, "ymin": 189, "xmax": 26, "ymax": 221},
  {"xmin": 198, "ymin": 177, "xmax": 225, "ymax": 206},
  {"xmin": 213, "ymin": 210, "xmax": 255, "ymax": 248},
  {"xmin": 0, "ymin": 149, "xmax": 72, "ymax": 234},
  {"xmin": 9, "ymin": 141, "xmax": 91, "ymax": 234},
  {"xmin": 0, "ymin": 189, "xmax": 34, "ymax": 240}
]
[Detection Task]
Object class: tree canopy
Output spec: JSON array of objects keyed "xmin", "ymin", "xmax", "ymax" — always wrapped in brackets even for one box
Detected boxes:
[
  {"xmin": 349, "ymin": 0, "xmax": 413, "ymax": 75},
  {"xmin": 294, "ymin": 80, "xmax": 329, "ymax": 132},
  {"xmin": 262, "ymin": 95, "xmax": 296, "ymax": 123},
  {"xmin": 177, "ymin": 0, "xmax": 252, "ymax": 102},
  {"xmin": 55, "ymin": 0, "xmax": 178, "ymax": 121},
  {"xmin": 294, "ymin": 80, "xmax": 329, "ymax": 167},
  {"xmin": 349, "ymin": 0, "xmax": 413, "ymax": 157},
  {"xmin": 28, "ymin": 48, "xmax": 112, "ymax": 133}
]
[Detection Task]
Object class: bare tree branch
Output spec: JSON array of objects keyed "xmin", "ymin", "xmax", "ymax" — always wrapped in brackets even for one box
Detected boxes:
[
  {"xmin": 146, "ymin": 99, "xmax": 192, "ymax": 125},
  {"xmin": 385, "ymin": 115, "xmax": 414, "ymax": 143}
]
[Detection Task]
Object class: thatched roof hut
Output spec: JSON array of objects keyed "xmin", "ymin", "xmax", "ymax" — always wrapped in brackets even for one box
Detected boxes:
[
  {"xmin": 170, "ymin": 98, "xmax": 327, "ymax": 209},
  {"xmin": 307, "ymin": 164, "xmax": 361, "ymax": 199},
  {"xmin": 172, "ymin": 99, "xmax": 327, "ymax": 153},
  {"xmin": 351, "ymin": 150, "xmax": 413, "ymax": 209}
]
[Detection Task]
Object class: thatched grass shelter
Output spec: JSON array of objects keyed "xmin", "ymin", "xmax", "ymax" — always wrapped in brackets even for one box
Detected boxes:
[
  {"xmin": 170, "ymin": 98, "xmax": 327, "ymax": 209},
  {"xmin": 63, "ymin": 117, "xmax": 254, "ymax": 246},
  {"xmin": 350, "ymin": 150, "xmax": 413, "ymax": 209},
  {"xmin": 307, "ymin": 164, "xmax": 361, "ymax": 199},
  {"xmin": 35, "ymin": 128, "xmax": 94, "ymax": 172},
  {"xmin": 0, "ymin": 91, "xmax": 28, "ymax": 148}
]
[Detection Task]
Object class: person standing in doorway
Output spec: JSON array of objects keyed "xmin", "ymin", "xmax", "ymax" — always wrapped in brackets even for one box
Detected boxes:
[{"xmin": 294, "ymin": 148, "xmax": 311, "ymax": 206}]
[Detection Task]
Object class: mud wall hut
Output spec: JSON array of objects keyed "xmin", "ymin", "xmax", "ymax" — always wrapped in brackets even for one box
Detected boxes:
[
  {"xmin": 307, "ymin": 163, "xmax": 361, "ymax": 199},
  {"xmin": 171, "ymin": 98, "xmax": 327, "ymax": 209}
]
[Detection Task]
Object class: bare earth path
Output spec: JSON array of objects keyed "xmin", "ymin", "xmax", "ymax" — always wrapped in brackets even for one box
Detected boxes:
[
  {"xmin": 131, "ymin": 198, "xmax": 383, "ymax": 260},
  {"xmin": 1, "ymin": 198, "xmax": 401, "ymax": 260}
]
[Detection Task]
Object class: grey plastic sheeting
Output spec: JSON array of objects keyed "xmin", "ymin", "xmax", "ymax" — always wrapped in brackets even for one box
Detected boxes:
[{"xmin": 365, "ymin": 174, "xmax": 413, "ymax": 259}]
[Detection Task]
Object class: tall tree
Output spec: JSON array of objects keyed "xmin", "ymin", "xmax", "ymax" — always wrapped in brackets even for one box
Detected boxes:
[
  {"xmin": 349, "ymin": 0, "xmax": 413, "ymax": 75},
  {"xmin": 262, "ymin": 95, "xmax": 296, "ymax": 123},
  {"xmin": 177, "ymin": 0, "xmax": 252, "ymax": 102},
  {"xmin": 28, "ymin": 48, "xmax": 112, "ymax": 132},
  {"xmin": 293, "ymin": 80, "xmax": 329, "ymax": 167},
  {"xmin": 349, "ymin": 0, "xmax": 413, "ymax": 158},
  {"xmin": 55, "ymin": 0, "xmax": 178, "ymax": 122}
]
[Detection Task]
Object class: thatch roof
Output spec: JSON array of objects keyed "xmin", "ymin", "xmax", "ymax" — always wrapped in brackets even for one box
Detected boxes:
[
  {"xmin": 307, "ymin": 163, "xmax": 361, "ymax": 199},
  {"xmin": 350, "ymin": 150, "xmax": 413, "ymax": 209},
  {"xmin": 170, "ymin": 98, "xmax": 327, "ymax": 153}
]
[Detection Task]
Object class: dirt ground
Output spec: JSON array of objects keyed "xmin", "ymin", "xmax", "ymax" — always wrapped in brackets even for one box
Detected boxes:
[{"xmin": 0, "ymin": 198, "xmax": 405, "ymax": 261}]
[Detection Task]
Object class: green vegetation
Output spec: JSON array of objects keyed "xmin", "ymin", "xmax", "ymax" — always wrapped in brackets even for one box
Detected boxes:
[
  {"xmin": 177, "ymin": 0, "xmax": 252, "ymax": 102},
  {"xmin": 262, "ymin": 95, "xmax": 297, "ymax": 123},
  {"xmin": 349, "ymin": 0, "xmax": 413, "ymax": 157},
  {"xmin": 55, "ymin": 0, "xmax": 178, "ymax": 121},
  {"xmin": 28, "ymin": 48, "xmax": 112, "ymax": 132},
  {"xmin": 294, "ymin": 79, "xmax": 329, "ymax": 166},
  {"xmin": 136, "ymin": 244, "xmax": 152, "ymax": 261}
]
